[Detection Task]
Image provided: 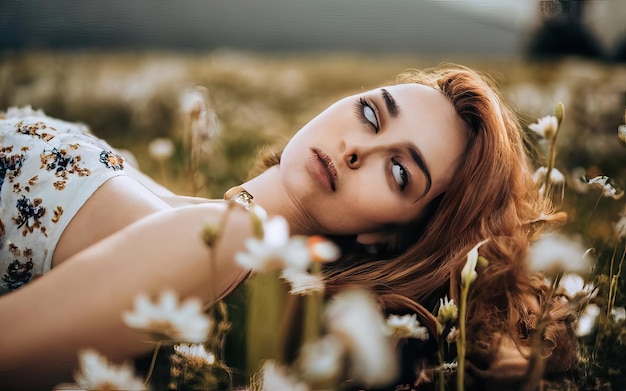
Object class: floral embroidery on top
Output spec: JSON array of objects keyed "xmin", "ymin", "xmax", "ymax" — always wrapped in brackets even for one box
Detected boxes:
[
  {"xmin": 2, "ymin": 259, "xmax": 34, "ymax": 290},
  {"xmin": 40, "ymin": 146, "xmax": 91, "ymax": 190},
  {"xmin": 12, "ymin": 195, "xmax": 47, "ymax": 236},
  {"xmin": 2, "ymin": 245, "xmax": 35, "ymax": 290},
  {"xmin": 16, "ymin": 120, "xmax": 56, "ymax": 141},
  {"xmin": 1, "ymin": 108, "xmax": 129, "ymax": 294},
  {"xmin": 0, "ymin": 147, "xmax": 26, "ymax": 194},
  {"xmin": 52, "ymin": 205, "xmax": 63, "ymax": 223},
  {"xmin": 100, "ymin": 150, "xmax": 124, "ymax": 171}
]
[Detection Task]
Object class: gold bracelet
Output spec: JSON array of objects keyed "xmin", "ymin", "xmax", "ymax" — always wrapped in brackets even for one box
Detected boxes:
[{"xmin": 224, "ymin": 185, "xmax": 254, "ymax": 211}]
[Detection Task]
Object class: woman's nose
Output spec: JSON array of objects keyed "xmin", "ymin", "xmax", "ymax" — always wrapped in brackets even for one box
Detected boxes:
[
  {"xmin": 345, "ymin": 152, "xmax": 359, "ymax": 169},
  {"xmin": 342, "ymin": 141, "xmax": 383, "ymax": 169},
  {"xmin": 343, "ymin": 145, "xmax": 369, "ymax": 169}
]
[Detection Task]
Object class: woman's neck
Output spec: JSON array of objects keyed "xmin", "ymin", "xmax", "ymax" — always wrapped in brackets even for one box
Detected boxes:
[{"xmin": 239, "ymin": 166, "xmax": 321, "ymax": 236}]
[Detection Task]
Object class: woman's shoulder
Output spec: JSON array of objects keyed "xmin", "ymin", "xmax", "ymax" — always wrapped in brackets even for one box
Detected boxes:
[
  {"xmin": 52, "ymin": 176, "xmax": 235, "ymax": 266},
  {"xmin": 52, "ymin": 175, "xmax": 173, "ymax": 265}
]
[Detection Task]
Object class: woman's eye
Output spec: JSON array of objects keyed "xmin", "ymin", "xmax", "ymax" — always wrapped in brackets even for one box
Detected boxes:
[
  {"xmin": 363, "ymin": 103, "xmax": 378, "ymax": 129},
  {"xmin": 355, "ymin": 97, "xmax": 379, "ymax": 132},
  {"xmin": 391, "ymin": 159, "xmax": 408, "ymax": 191}
]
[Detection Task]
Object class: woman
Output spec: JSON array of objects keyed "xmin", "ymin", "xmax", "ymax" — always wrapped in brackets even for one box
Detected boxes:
[{"xmin": 0, "ymin": 65, "xmax": 574, "ymax": 388}]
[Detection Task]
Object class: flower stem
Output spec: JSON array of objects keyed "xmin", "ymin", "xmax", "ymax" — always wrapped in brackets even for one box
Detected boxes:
[
  {"xmin": 542, "ymin": 137, "xmax": 558, "ymax": 196},
  {"xmin": 303, "ymin": 262, "xmax": 323, "ymax": 345},
  {"xmin": 542, "ymin": 102, "xmax": 564, "ymax": 197},
  {"xmin": 457, "ymin": 284, "xmax": 470, "ymax": 391},
  {"xmin": 438, "ymin": 341, "xmax": 446, "ymax": 391},
  {"xmin": 606, "ymin": 248, "xmax": 626, "ymax": 316},
  {"xmin": 144, "ymin": 340, "xmax": 162, "ymax": 387}
]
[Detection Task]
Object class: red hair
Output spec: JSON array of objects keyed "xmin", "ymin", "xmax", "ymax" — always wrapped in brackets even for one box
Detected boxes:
[
  {"xmin": 256, "ymin": 64, "xmax": 575, "ymax": 381},
  {"xmin": 320, "ymin": 65, "xmax": 573, "ymax": 378}
]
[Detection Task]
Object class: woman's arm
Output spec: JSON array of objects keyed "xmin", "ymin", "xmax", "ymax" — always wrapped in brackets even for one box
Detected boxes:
[{"xmin": 0, "ymin": 202, "xmax": 252, "ymax": 389}]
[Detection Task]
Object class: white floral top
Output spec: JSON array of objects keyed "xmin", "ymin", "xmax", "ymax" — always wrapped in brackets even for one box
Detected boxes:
[{"xmin": 0, "ymin": 107, "xmax": 127, "ymax": 295}]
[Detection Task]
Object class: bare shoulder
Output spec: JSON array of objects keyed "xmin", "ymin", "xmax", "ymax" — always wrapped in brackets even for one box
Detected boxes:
[
  {"xmin": 53, "ymin": 175, "xmax": 172, "ymax": 266},
  {"xmin": 54, "ymin": 170, "xmax": 245, "ymax": 267}
]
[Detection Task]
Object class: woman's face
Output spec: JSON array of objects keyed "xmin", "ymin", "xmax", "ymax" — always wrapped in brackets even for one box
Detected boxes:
[{"xmin": 280, "ymin": 83, "xmax": 468, "ymax": 238}]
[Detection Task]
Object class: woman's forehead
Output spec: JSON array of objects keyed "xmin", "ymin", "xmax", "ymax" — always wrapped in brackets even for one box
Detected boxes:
[{"xmin": 370, "ymin": 83, "xmax": 442, "ymax": 99}]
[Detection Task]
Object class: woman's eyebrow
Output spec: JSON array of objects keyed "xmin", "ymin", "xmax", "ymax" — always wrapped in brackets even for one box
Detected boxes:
[
  {"xmin": 381, "ymin": 88, "xmax": 399, "ymax": 118},
  {"xmin": 406, "ymin": 144, "xmax": 432, "ymax": 200}
]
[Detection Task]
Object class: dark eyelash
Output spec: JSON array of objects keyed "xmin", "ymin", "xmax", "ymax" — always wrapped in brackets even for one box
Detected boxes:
[
  {"xmin": 392, "ymin": 158, "xmax": 410, "ymax": 192},
  {"xmin": 353, "ymin": 97, "xmax": 379, "ymax": 132}
]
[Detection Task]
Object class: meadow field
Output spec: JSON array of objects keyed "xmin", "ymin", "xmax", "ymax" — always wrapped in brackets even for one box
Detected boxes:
[{"xmin": 2, "ymin": 50, "xmax": 626, "ymax": 390}]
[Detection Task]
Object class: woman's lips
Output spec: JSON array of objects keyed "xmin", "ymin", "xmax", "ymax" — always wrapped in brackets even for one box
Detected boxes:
[{"xmin": 308, "ymin": 148, "xmax": 337, "ymax": 192}]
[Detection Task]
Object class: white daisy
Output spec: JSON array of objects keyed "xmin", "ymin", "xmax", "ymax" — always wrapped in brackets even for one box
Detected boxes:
[
  {"xmin": 533, "ymin": 166, "xmax": 565, "ymax": 185},
  {"xmin": 611, "ymin": 307, "xmax": 626, "ymax": 323},
  {"xmin": 526, "ymin": 234, "xmax": 592, "ymax": 275},
  {"xmin": 122, "ymin": 290, "xmax": 211, "ymax": 344},
  {"xmin": 174, "ymin": 343, "xmax": 215, "ymax": 365},
  {"xmin": 582, "ymin": 176, "xmax": 624, "ymax": 200},
  {"xmin": 576, "ymin": 303, "xmax": 601, "ymax": 337},
  {"xmin": 528, "ymin": 115, "xmax": 558, "ymax": 139},
  {"xmin": 299, "ymin": 334, "xmax": 345, "ymax": 381},
  {"xmin": 261, "ymin": 361, "xmax": 309, "ymax": 391},
  {"xmin": 280, "ymin": 268, "xmax": 325, "ymax": 295},
  {"xmin": 147, "ymin": 138, "xmax": 174, "ymax": 161},
  {"xmin": 386, "ymin": 314, "xmax": 429, "ymax": 341},
  {"xmin": 72, "ymin": 349, "xmax": 147, "ymax": 391},
  {"xmin": 324, "ymin": 289, "xmax": 398, "ymax": 386},
  {"xmin": 235, "ymin": 215, "xmax": 311, "ymax": 272},
  {"xmin": 558, "ymin": 273, "xmax": 595, "ymax": 298}
]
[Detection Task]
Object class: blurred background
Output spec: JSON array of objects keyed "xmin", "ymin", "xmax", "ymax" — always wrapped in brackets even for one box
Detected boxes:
[
  {"xmin": 1, "ymin": 0, "xmax": 625, "ymax": 194},
  {"xmin": 1, "ymin": 1, "xmax": 626, "ymax": 385},
  {"xmin": 2, "ymin": 0, "xmax": 626, "ymax": 57}
]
